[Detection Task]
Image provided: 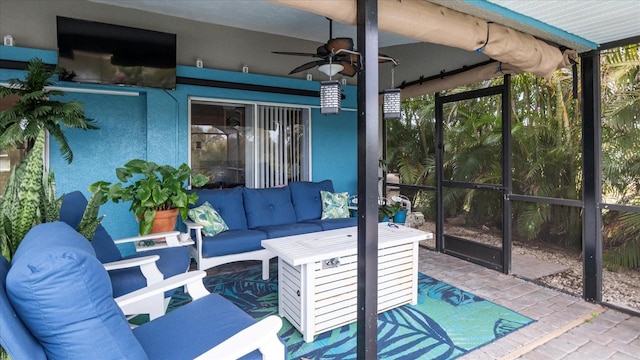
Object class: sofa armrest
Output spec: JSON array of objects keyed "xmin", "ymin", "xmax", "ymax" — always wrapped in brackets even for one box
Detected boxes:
[
  {"xmin": 183, "ymin": 219, "xmax": 205, "ymax": 261},
  {"xmin": 183, "ymin": 220, "xmax": 203, "ymax": 232},
  {"xmin": 194, "ymin": 315, "xmax": 284, "ymax": 360}
]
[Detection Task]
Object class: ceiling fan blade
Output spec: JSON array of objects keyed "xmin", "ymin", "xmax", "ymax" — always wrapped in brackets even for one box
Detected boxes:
[
  {"xmin": 316, "ymin": 45, "xmax": 330, "ymax": 57},
  {"xmin": 326, "ymin": 38, "xmax": 354, "ymax": 53},
  {"xmin": 339, "ymin": 61, "xmax": 359, "ymax": 77},
  {"xmin": 289, "ymin": 60, "xmax": 325, "ymax": 74},
  {"xmin": 273, "ymin": 51, "xmax": 321, "ymax": 58}
]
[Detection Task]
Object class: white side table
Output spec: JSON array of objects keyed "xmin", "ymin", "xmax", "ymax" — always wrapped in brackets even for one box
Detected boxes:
[{"xmin": 133, "ymin": 233, "xmax": 194, "ymax": 252}]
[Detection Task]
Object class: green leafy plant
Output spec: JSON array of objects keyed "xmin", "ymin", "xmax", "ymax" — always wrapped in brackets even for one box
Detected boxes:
[
  {"xmin": 0, "ymin": 131, "xmax": 50, "ymax": 260},
  {"xmin": 379, "ymin": 201, "xmax": 402, "ymax": 221},
  {"xmin": 0, "ymin": 131, "xmax": 104, "ymax": 261},
  {"xmin": 0, "ymin": 58, "xmax": 97, "ymax": 163},
  {"xmin": 90, "ymin": 159, "xmax": 209, "ymax": 235}
]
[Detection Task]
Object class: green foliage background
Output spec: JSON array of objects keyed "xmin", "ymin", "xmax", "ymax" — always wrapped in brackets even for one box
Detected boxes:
[{"xmin": 386, "ymin": 44, "xmax": 640, "ymax": 270}]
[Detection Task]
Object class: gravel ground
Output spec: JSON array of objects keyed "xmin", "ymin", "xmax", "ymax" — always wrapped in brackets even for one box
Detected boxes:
[{"xmin": 416, "ymin": 221, "xmax": 640, "ymax": 311}]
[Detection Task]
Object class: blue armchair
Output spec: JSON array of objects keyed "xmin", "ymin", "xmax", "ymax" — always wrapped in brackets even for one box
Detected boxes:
[
  {"xmin": 0, "ymin": 222, "xmax": 285, "ymax": 360},
  {"xmin": 60, "ymin": 191, "xmax": 191, "ymax": 317}
]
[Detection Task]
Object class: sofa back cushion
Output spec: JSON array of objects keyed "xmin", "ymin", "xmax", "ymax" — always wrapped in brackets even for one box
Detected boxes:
[
  {"xmin": 243, "ymin": 187, "xmax": 297, "ymax": 228},
  {"xmin": 7, "ymin": 222, "xmax": 148, "ymax": 360},
  {"xmin": 289, "ymin": 180, "xmax": 335, "ymax": 222},
  {"xmin": 193, "ymin": 187, "xmax": 248, "ymax": 230}
]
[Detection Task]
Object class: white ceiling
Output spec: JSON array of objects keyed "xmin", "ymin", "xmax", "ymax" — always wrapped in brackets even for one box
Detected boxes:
[
  {"xmin": 90, "ymin": 0, "xmax": 639, "ymax": 52},
  {"xmin": 88, "ymin": 0, "xmax": 416, "ymax": 47},
  {"xmin": 486, "ymin": 0, "xmax": 639, "ymax": 46}
]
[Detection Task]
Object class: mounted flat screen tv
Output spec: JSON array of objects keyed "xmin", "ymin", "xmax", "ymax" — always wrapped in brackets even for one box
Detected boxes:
[{"xmin": 56, "ymin": 16, "xmax": 176, "ymax": 89}]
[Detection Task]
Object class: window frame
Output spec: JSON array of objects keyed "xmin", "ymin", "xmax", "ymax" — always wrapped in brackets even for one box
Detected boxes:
[{"xmin": 188, "ymin": 96, "xmax": 312, "ymax": 188}]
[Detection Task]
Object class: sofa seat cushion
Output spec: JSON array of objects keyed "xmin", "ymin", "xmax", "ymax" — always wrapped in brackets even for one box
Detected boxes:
[
  {"xmin": 243, "ymin": 187, "xmax": 297, "ymax": 228},
  {"xmin": 7, "ymin": 222, "xmax": 148, "ymax": 360},
  {"xmin": 200, "ymin": 230, "xmax": 268, "ymax": 257},
  {"xmin": 193, "ymin": 187, "xmax": 248, "ymax": 230},
  {"xmin": 112, "ymin": 246, "xmax": 191, "ymax": 298},
  {"xmin": 256, "ymin": 223, "xmax": 323, "ymax": 239},
  {"xmin": 134, "ymin": 292, "xmax": 262, "ymax": 360},
  {"xmin": 289, "ymin": 180, "xmax": 335, "ymax": 222},
  {"xmin": 304, "ymin": 218, "xmax": 358, "ymax": 231}
]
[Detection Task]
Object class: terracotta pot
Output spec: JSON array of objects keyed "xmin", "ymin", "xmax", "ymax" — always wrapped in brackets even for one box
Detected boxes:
[{"xmin": 151, "ymin": 208, "xmax": 179, "ymax": 235}]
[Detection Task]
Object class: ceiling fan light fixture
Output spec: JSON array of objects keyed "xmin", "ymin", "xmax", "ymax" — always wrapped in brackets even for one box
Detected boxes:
[{"xmin": 318, "ymin": 63, "xmax": 344, "ymax": 77}]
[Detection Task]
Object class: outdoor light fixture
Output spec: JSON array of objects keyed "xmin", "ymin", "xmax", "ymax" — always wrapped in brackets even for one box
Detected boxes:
[
  {"xmin": 319, "ymin": 55, "xmax": 342, "ymax": 115},
  {"xmin": 320, "ymin": 80, "xmax": 341, "ymax": 115},
  {"xmin": 382, "ymin": 62, "xmax": 401, "ymax": 119},
  {"xmin": 382, "ymin": 88, "xmax": 401, "ymax": 119}
]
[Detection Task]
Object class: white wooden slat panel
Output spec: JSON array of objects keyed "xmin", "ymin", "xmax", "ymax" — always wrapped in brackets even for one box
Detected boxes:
[
  {"xmin": 378, "ymin": 266, "xmax": 413, "ymax": 283},
  {"xmin": 316, "ymin": 303, "xmax": 357, "ymax": 326},
  {"xmin": 316, "ymin": 282, "xmax": 357, "ymax": 302}
]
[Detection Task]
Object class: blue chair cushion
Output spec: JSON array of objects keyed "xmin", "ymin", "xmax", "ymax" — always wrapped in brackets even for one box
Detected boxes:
[
  {"xmin": 134, "ymin": 293, "xmax": 261, "ymax": 360},
  {"xmin": 304, "ymin": 217, "xmax": 358, "ymax": 231},
  {"xmin": 256, "ymin": 223, "xmax": 323, "ymax": 238},
  {"xmin": 110, "ymin": 246, "xmax": 191, "ymax": 298},
  {"xmin": 60, "ymin": 191, "xmax": 122, "ymax": 263},
  {"xmin": 243, "ymin": 187, "xmax": 297, "ymax": 228},
  {"xmin": 193, "ymin": 187, "xmax": 248, "ymax": 231},
  {"xmin": 0, "ymin": 256, "xmax": 47, "ymax": 360},
  {"xmin": 200, "ymin": 229, "xmax": 267, "ymax": 257},
  {"xmin": 6, "ymin": 222, "xmax": 148, "ymax": 359},
  {"xmin": 289, "ymin": 180, "xmax": 335, "ymax": 222}
]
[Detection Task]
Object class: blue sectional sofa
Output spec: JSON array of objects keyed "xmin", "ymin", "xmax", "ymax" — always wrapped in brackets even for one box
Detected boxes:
[{"xmin": 185, "ymin": 180, "xmax": 357, "ymax": 279}]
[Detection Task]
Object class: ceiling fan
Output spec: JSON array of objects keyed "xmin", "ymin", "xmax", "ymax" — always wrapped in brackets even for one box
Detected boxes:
[{"xmin": 273, "ymin": 19, "xmax": 396, "ymax": 77}]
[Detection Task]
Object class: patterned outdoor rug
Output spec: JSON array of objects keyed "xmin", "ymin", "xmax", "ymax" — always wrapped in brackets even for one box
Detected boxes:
[{"xmin": 169, "ymin": 266, "xmax": 533, "ymax": 359}]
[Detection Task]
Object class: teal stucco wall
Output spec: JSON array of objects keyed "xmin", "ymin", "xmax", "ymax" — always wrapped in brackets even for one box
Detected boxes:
[{"xmin": 0, "ymin": 45, "xmax": 358, "ymax": 247}]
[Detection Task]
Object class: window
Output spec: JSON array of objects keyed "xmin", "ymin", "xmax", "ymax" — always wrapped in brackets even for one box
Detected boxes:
[
  {"xmin": 189, "ymin": 99, "xmax": 310, "ymax": 189},
  {"xmin": 0, "ymin": 94, "xmax": 27, "ymax": 197}
]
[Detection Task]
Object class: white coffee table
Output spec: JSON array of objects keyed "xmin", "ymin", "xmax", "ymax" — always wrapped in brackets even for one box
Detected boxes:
[{"xmin": 262, "ymin": 223, "xmax": 433, "ymax": 343}]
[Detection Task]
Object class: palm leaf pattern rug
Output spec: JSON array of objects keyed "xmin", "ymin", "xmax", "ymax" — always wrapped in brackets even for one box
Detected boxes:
[{"xmin": 170, "ymin": 266, "xmax": 533, "ymax": 359}]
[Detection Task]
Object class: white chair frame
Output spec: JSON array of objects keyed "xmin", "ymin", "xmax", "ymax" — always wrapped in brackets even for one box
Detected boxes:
[{"xmin": 102, "ymin": 230, "xmax": 184, "ymax": 320}]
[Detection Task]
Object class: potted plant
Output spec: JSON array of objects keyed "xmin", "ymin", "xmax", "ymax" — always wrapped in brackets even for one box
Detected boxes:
[
  {"xmin": 379, "ymin": 201, "xmax": 402, "ymax": 222},
  {"xmin": 90, "ymin": 159, "xmax": 209, "ymax": 236},
  {"xmin": 0, "ymin": 58, "xmax": 97, "ymax": 164}
]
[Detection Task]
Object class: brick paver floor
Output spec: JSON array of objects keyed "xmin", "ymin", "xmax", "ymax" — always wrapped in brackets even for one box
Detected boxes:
[{"xmin": 419, "ymin": 248, "xmax": 640, "ymax": 359}]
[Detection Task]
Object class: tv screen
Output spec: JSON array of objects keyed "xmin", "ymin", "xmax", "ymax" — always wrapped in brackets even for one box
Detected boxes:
[{"xmin": 56, "ymin": 16, "xmax": 176, "ymax": 89}]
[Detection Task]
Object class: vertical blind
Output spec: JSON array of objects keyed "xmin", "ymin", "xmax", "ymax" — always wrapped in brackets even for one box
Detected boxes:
[{"xmin": 256, "ymin": 105, "xmax": 305, "ymax": 188}]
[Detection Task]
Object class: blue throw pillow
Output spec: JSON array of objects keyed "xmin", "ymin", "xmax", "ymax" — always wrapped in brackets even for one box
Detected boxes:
[
  {"xmin": 7, "ymin": 222, "xmax": 148, "ymax": 360},
  {"xmin": 243, "ymin": 186, "xmax": 297, "ymax": 228},
  {"xmin": 320, "ymin": 191, "xmax": 351, "ymax": 219},
  {"xmin": 188, "ymin": 201, "xmax": 229, "ymax": 236},
  {"xmin": 289, "ymin": 180, "xmax": 335, "ymax": 221}
]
